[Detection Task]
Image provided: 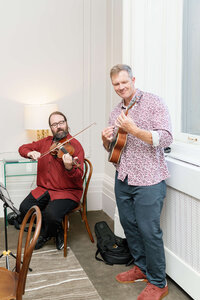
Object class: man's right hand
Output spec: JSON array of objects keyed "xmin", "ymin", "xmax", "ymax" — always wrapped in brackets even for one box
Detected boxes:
[
  {"xmin": 101, "ymin": 126, "xmax": 114, "ymax": 151},
  {"xmin": 27, "ymin": 151, "xmax": 41, "ymax": 160}
]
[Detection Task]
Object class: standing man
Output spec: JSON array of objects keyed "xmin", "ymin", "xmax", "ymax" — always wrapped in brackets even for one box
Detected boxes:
[
  {"xmin": 19, "ymin": 111, "xmax": 84, "ymax": 250},
  {"xmin": 102, "ymin": 64, "xmax": 173, "ymax": 300}
]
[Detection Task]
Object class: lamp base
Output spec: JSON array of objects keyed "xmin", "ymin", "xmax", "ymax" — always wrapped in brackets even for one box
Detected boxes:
[{"xmin": 37, "ymin": 130, "xmax": 49, "ymax": 140}]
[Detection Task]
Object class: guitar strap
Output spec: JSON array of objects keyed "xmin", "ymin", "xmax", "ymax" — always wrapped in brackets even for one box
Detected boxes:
[
  {"xmin": 124, "ymin": 92, "xmax": 143, "ymax": 116},
  {"xmin": 124, "ymin": 100, "xmax": 136, "ymax": 116}
]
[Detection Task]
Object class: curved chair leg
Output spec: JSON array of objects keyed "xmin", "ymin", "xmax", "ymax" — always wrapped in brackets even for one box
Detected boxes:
[
  {"xmin": 64, "ymin": 215, "xmax": 68, "ymax": 257},
  {"xmin": 83, "ymin": 215, "xmax": 94, "ymax": 243}
]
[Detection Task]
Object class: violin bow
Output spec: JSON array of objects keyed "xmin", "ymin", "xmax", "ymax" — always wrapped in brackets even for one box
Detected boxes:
[{"xmin": 40, "ymin": 122, "xmax": 96, "ymax": 159}]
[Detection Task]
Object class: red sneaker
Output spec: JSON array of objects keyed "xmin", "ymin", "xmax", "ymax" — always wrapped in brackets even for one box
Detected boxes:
[
  {"xmin": 116, "ymin": 265, "xmax": 148, "ymax": 283},
  {"xmin": 137, "ymin": 282, "xmax": 168, "ymax": 300}
]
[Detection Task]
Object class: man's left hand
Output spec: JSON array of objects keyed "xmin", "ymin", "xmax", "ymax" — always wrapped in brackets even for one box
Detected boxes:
[{"xmin": 62, "ymin": 153, "xmax": 73, "ymax": 170}]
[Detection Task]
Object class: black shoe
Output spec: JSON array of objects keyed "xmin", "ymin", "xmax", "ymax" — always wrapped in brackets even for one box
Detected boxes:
[
  {"xmin": 35, "ymin": 235, "xmax": 50, "ymax": 250},
  {"xmin": 56, "ymin": 228, "xmax": 64, "ymax": 250},
  {"xmin": 7, "ymin": 212, "xmax": 18, "ymax": 225}
]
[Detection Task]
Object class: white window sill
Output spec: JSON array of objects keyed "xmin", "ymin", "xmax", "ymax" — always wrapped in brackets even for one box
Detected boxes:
[
  {"xmin": 165, "ymin": 141, "xmax": 200, "ymax": 200},
  {"xmin": 165, "ymin": 141, "xmax": 200, "ymax": 167}
]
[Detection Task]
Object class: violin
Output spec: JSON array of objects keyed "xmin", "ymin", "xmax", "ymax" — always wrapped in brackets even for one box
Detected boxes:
[
  {"xmin": 39, "ymin": 122, "xmax": 96, "ymax": 169},
  {"xmin": 40, "ymin": 122, "xmax": 96, "ymax": 159},
  {"xmin": 49, "ymin": 138, "xmax": 81, "ymax": 169}
]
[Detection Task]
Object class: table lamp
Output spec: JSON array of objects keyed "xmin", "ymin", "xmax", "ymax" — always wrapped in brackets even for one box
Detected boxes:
[{"xmin": 24, "ymin": 103, "xmax": 58, "ymax": 140}]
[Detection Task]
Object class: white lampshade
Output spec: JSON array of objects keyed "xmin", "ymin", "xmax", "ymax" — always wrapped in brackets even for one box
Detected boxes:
[{"xmin": 24, "ymin": 103, "xmax": 58, "ymax": 130}]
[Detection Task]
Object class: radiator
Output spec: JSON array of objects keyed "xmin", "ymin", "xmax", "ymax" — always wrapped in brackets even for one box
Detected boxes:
[{"xmin": 161, "ymin": 186, "xmax": 200, "ymax": 300}]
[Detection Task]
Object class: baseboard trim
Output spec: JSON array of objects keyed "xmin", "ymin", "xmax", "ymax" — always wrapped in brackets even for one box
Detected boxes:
[
  {"xmin": 0, "ymin": 173, "xmax": 116, "ymax": 219},
  {"xmin": 86, "ymin": 173, "xmax": 103, "ymax": 211},
  {"xmin": 87, "ymin": 173, "xmax": 115, "ymax": 219},
  {"xmin": 102, "ymin": 174, "xmax": 115, "ymax": 219}
]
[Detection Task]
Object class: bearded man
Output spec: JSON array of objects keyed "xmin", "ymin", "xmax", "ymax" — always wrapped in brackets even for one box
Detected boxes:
[{"xmin": 18, "ymin": 111, "xmax": 84, "ymax": 250}]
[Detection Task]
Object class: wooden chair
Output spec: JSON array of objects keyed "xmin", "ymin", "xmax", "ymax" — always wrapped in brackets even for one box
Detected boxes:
[
  {"xmin": 0, "ymin": 205, "xmax": 42, "ymax": 300},
  {"xmin": 63, "ymin": 158, "xmax": 94, "ymax": 257}
]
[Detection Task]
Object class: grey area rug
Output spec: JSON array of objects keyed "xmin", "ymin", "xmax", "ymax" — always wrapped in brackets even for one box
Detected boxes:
[{"xmin": 0, "ymin": 247, "xmax": 102, "ymax": 300}]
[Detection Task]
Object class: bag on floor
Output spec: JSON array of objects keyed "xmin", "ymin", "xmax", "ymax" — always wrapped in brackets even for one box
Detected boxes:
[{"xmin": 94, "ymin": 221, "xmax": 134, "ymax": 266}]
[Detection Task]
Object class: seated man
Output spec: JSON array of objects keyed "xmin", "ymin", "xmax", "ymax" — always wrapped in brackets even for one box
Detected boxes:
[{"xmin": 18, "ymin": 111, "xmax": 84, "ymax": 250}]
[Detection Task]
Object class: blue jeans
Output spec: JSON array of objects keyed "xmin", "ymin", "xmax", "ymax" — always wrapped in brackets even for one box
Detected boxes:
[{"xmin": 115, "ymin": 173, "xmax": 166, "ymax": 288}]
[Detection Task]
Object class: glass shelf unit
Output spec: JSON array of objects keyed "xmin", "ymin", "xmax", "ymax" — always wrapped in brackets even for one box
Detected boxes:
[{"xmin": 3, "ymin": 160, "xmax": 37, "ymax": 187}]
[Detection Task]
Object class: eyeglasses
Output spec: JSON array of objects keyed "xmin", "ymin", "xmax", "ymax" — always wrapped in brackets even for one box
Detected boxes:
[{"xmin": 50, "ymin": 120, "xmax": 66, "ymax": 128}]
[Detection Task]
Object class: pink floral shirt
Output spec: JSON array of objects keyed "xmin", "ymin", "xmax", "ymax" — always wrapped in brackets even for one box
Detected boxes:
[{"xmin": 108, "ymin": 89, "xmax": 173, "ymax": 186}]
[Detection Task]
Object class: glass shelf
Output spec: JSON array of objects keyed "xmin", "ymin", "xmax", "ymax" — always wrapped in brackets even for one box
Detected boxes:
[{"xmin": 3, "ymin": 160, "xmax": 38, "ymax": 186}]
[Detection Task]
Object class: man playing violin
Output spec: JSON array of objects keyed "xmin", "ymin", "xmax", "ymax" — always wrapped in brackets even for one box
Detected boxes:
[
  {"xmin": 102, "ymin": 64, "xmax": 173, "ymax": 300},
  {"xmin": 18, "ymin": 111, "xmax": 84, "ymax": 250}
]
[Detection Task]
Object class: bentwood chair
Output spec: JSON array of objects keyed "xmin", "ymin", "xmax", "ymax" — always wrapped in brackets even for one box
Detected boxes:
[
  {"xmin": 63, "ymin": 158, "xmax": 94, "ymax": 257},
  {"xmin": 0, "ymin": 206, "xmax": 42, "ymax": 300}
]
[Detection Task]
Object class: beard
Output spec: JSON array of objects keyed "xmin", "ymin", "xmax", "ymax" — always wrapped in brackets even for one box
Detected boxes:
[{"xmin": 53, "ymin": 128, "xmax": 68, "ymax": 142}]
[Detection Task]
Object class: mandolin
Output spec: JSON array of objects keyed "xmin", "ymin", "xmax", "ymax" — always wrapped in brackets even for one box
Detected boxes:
[{"xmin": 108, "ymin": 93, "xmax": 142, "ymax": 164}]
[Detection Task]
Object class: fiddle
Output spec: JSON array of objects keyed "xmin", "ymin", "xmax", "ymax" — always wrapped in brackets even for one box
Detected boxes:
[
  {"xmin": 40, "ymin": 122, "xmax": 96, "ymax": 159},
  {"xmin": 49, "ymin": 138, "xmax": 81, "ymax": 169}
]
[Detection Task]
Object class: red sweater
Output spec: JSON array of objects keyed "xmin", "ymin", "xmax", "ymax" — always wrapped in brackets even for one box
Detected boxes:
[{"xmin": 18, "ymin": 134, "xmax": 84, "ymax": 203}]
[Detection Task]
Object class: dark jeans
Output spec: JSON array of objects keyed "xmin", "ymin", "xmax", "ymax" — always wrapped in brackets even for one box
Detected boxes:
[
  {"xmin": 115, "ymin": 173, "xmax": 167, "ymax": 288},
  {"xmin": 19, "ymin": 191, "xmax": 78, "ymax": 237}
]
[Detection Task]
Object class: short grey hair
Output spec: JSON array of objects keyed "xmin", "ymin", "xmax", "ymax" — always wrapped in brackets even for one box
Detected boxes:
[{"xmin": 110, "ymin": 64, "xmax": 133, "ymax": 79}]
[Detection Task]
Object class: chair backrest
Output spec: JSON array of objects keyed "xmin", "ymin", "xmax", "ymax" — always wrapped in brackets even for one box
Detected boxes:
[
  {"xmin": 16, "ymin": 205, "xmax": 42, "ymax": 298},
  {"xmin": 82, "ymin": 158, "xmax": 93, "ymax": 212}
]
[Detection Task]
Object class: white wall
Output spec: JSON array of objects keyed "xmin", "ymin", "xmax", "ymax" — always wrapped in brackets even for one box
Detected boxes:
[
  {"xmin": 122, "ymin": 0, "xmax": 183, "ymax": 127},
  {"xmin": 0, "ymin": 0, "xmax": 83, "ymax": 150},
  {"xmin": 103, "ymin": 0, "xmax": 123, "ymax": 193},
  {"xmin": 99, "ymin": 0, "xmax": 123, "ymax": 219},
  {"xmin": 0, "ymin": 0, "xmax": 110, "ymax": 215},
  {"xmin": 0, "ymin": 0, "xmax": 107, "ymax": 159}
]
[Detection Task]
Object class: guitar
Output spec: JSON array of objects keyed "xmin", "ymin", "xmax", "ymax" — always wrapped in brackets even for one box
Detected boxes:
[{"xmin": 108, "ymin": 93, "xmax": 142, "ymax": 164}]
